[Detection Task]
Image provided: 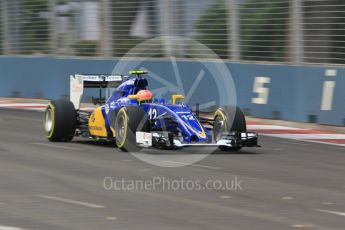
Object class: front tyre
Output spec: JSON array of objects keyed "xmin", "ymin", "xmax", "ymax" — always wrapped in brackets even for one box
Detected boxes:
[
  {"xmin": 115, "ymin": 106, "xmax": 149, "ymax": 151},
  {"xmin": 44, "ymin": 99, "xmax": 76, "ymax": 142},
  {"xmin": 213, "ymin": 106, "xmax": 246, "ymax": 151}
]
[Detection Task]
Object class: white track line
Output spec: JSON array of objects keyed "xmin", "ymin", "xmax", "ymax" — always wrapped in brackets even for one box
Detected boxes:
[
  {"xmin": 36, "ymin": 195, "xmax": 104, "ymax": 208},
  {"xmin": 163, "ymin": 161, "xmax": 189, "ymax": 166},
  {"xmin": 164, "ymin": 161, "xmax": 221, "ymax": 170},
  {"xmin": 0, "ymin": 224, "xmax": 28, "ymax": 230},
  {"xmin": 298, "ymin": 139, "xmax": 345, "ymax": 147},
  {"xmin": 247, "ymin": 125, "xmax": 303, "ymax": 130},
  {"xmin": 333, "ymin": 147, "xmax": 345, "ymax": 150},
  {"xmin": 220, "ymin": 195, "xmax": 231, "ymax": 199},
  {"xmin": 191, "ymin": 164, "xmax": 221, "ymax": 170},
  {"xmin": 281, "ymin": 141, "xmax": 310, "ymax": 146},
  {"xmin": 264, "ymin": 133, "xmax": 345, "ymax": 140},
  {"xmin": 264, "ymin": 135, "xmax": 345, "ymax": 147},
  {"xmin": 32, "ymin": 142, "xmax": 80, "ymax": 151},
  {"xmin": 247, "ymin": 125, "xmax": 307, "ymax": 130},
  {"xmin": 314, "ymin": 209, "xmax": 345, "ymax": 217}
]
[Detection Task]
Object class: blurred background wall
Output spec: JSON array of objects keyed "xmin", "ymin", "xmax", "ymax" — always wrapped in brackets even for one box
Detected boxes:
[
  {"xmin": 0, "ymin": 0, "xmax": 344, "ymax": 126},
  {"xmin": 1, "ymin": 0, "xmax": 345, "ymax": 64}
]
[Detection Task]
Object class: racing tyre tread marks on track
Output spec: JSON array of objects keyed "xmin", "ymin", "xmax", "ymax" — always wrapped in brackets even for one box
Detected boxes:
[
  {"xmin": 44, "ymin": 99, "xmax": 77, "ymax": 142},
  {"xmin": 214, "ymin": 106, "xmax": 246, "ymax": 151}
]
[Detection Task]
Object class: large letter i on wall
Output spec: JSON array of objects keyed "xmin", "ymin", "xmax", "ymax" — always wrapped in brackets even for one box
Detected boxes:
[{"xmin": 320, "ymin": 69, "xmax": 336, "ymax": 111}]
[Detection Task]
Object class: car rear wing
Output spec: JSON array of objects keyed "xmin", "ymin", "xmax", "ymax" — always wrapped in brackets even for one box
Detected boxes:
[{"xmin": 70, "ymin": 74, "xmax": 125, "ymax": 109}]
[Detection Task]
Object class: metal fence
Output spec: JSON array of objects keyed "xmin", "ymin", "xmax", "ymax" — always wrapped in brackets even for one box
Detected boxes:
[{"xmin": 1, "ymin": 0, "xmax": 345, "ymax": 64}]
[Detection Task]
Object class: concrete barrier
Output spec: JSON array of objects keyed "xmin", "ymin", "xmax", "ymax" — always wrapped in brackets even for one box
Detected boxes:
[{"xmin": 0, "ymin": 56, "xmax": 344, "ymax": 126}]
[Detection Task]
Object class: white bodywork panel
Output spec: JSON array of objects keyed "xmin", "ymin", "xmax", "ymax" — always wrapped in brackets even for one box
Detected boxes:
[
  {"xmin": 136, "ymin": 131, "xmax": 153, "ymax": 147},
  {"xmin": 173, "ymin": 139, "xmax": 232, "ymax": 147},
  {"xmin": 70, "ymin": 74, "xmax": 123, "ymax": 110},
  {"xmin": 136, "ymin": 132, "xmax": 257, "ymax": 148},
  {"xmin": 70, "ymin": 74, "xmax": 84, "ymax": 110}
]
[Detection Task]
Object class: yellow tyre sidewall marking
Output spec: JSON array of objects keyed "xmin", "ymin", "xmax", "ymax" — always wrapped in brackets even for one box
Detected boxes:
[
  {"xmin": 116, "ymin": 108, "xmax": 128, "ymax": 148},
  {"xmin": 45, "ymin": 103, "xmax": 55, "ymax": 139},
  {"xmin": 214, "ymin": 108, "xmax": 228, "ymax": 131}
]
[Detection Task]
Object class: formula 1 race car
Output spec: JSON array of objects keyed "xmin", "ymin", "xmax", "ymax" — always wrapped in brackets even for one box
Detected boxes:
[{"xmin": 44, "ymin": 70, "xmax": 259, "ymax": 152}]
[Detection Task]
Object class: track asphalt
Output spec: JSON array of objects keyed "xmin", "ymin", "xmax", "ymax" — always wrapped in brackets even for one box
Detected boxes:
[{"xmin": 0, "ymin": 108, "xmax": 344, "ymax": 229}]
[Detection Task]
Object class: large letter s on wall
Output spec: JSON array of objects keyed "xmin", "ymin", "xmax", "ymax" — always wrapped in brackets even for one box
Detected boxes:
[{"xmin": 251, "ymin": 77, "xmax": 271, "ymax": 105}]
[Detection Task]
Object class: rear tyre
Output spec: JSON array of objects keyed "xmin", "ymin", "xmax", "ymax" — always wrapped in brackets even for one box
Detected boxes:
[
  {"xmin": 213, "ymin": 106, "xmax": 246, "ymax": 151},
  {"xmin": 44, "ymin": 99, "xmax": 77, "ymax": 142},
  {"xmin": 114, "ymin": 106, "xmax": 149, "ymax": 151}
]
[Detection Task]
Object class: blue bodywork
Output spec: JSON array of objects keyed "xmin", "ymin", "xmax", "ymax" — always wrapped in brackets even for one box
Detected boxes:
[{"xmin": 101, "ymin": 76, "xmax": 210, "ymax": 143}]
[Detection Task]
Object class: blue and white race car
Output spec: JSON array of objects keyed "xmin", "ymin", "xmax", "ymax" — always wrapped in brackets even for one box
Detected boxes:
[{"xmin": 44, "ymin": 70, "xmax": 259, "ymax": 152}]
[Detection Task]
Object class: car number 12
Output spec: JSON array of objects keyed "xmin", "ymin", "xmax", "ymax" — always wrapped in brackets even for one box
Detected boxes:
[
  {"xmin": 148, "ymin": 108, "xmax": 158, "ymax": 119},
  {"xmin": 181, "ymin": 114, "xmax": 195, "ymax": 121}
]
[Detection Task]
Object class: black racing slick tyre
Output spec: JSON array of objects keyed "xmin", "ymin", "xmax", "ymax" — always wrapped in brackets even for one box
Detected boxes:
[
  {"xmin": 114, "ymin": 106, "xmax": 149, "ymax": 151},
  {"xmin": 213, "ymin": 106, "xmax": 246, "ymax": 151},
  {"xmin": 44, "ymin": 99, "xmax": 77, "ymax": 142}
]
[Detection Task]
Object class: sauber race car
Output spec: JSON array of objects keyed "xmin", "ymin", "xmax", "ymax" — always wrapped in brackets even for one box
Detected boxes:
[{"xmin": 44, "ymin": 70, "xmax": 259, "ymax": 151}]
